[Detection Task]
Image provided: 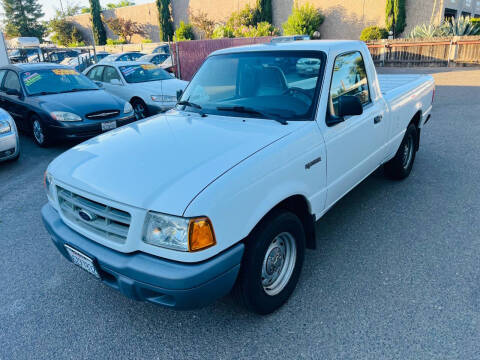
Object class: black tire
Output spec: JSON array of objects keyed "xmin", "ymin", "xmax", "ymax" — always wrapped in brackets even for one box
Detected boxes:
[
  {"xmin": 233, "ymin": 210, "xmax": 306, "ymax": 315},
  {"xmin": 131, "ymin": 99, "xmax": 149, "ymax": 120},
  {"xmin": 31, "ymin": 115, "xmax": 50, "ymax": 147},
  {"xmin": 384, "ymin": 123, "xmax": 418, "ymax": 180}
]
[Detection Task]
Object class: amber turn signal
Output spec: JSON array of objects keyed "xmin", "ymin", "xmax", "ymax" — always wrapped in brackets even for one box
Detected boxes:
[{"xmin": 188, "ymin": 217, "xmax": 216, "ymax": 252}]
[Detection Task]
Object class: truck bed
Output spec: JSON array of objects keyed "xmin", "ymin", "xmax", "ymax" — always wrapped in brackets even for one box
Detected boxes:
[{"xmin": 377, "ymin": 74, "xmax": 428, "ymax": 95}]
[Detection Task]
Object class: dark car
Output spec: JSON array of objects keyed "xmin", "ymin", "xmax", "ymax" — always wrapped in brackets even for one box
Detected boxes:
[
  {"xmin": 99, "ymin": 52, "xmax": 145, "ymax": 63},
  {"xmin": 152, "ymin": 44, "xmax": 170, "ymax": 55},
  {"xmin": 0, "ymin": 63, "xmax": 136, "ymax": 146},
  {"xmin": 45, "ymin": 50, "xmax": 81, "ymax": 63}
]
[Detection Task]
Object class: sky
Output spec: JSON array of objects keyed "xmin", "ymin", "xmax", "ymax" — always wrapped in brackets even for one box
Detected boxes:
[{"xmin": 39, "ymin": 0, "xmax": 153, "ymax": 20}]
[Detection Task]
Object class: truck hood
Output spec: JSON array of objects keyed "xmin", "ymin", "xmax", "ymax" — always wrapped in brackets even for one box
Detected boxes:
[{"xmin": 48, "ymin": 111, "xmax": 293, "ymax": 215}]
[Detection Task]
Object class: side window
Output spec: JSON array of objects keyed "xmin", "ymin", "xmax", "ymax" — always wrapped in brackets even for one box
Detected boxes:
[
  {"xmin": 3, "ymin": 71, "xmax": 21, "ymax": 92},
  {"xmin": 103, "ymin": 66, "xmax": 121, "ymax": 83},
  {"xmin": 0, "ymin": 70, "xmax": 7, "ymax": 87},
  {"xmin": 118, "ymin": 54, "xmax": 129, "ymax": 61},
  {"xmin": 329, "ymin": 51, "xmax": 370, "ymax": 117},
  {"xmin": 87, "ymin": 66, "xmax": 104, "ymax": 81}
]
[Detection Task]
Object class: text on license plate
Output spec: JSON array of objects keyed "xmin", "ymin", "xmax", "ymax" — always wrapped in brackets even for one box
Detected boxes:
[
  {"xmin": 65, "ymin": 245, "xmax": 100, "ymax": 278},
  {"xmin": 101, "ymin": 121, "xmax": 117, "ymax": 131}
]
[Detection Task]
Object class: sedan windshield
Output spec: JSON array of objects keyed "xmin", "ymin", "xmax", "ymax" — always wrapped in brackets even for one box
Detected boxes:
[
  {"xmin": 21, "ymin": 69, "xmax": 98, "ymax": 96},
  {"xmin": 178, "ymin": 51, "xmax": 326, "ymax": 121},
  {"xmin": 119, "ymin": 64, "xmax": 173, "ymax": 83}
]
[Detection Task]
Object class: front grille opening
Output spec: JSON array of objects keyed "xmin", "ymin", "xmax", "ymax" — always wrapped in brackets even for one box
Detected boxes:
[
  {"xmin": 86, "ymin": 110, "xmax": 120, "ymax": 120},
  {"xmin": 57, "ymin": 186, "xmax": 131, "ymax": 244}
]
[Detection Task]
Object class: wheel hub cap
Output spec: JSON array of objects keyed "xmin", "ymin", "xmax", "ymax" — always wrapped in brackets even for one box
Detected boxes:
[{"xmin": 261, "ymin": 232, "xmax": 297, "ymax": 296}]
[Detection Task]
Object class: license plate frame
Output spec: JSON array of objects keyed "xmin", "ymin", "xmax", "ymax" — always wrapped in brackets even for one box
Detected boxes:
[
  {"xmin": 101, "ymin": 120, "xmax": 117, "ymax": 131},
  {"xmin": 65, "ymin": 244, "xmax": 101, "ymax": 279}
]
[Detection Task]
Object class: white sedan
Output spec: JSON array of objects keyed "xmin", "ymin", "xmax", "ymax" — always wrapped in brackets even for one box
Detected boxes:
[
  {"xmin": 0, "ymin": 108, "xmax": 20, "ymax": 162},
  {"xmin": 84, "ymin": 61, "xmax": 188, "ymax": 119}
]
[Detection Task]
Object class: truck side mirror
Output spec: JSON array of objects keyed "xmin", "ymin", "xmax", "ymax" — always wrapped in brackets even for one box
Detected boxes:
[{"xmin": 326, "ymin": 95, "xmax": 363, "ymax": 126}]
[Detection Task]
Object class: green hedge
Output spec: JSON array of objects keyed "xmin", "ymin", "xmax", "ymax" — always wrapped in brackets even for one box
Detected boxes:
[{"xmin": 360, "ymin": 26, "xmax": 389, "ymax": 41}]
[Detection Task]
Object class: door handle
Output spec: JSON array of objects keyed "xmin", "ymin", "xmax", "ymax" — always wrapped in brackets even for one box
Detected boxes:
[{"xmin": 374, "ymin": 115, "xmax": 383, "ymax": 124}]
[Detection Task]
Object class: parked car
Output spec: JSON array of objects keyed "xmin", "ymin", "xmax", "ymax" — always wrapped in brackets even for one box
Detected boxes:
[
  {"xmin": 45, "ymin": 50, "xmax": 81, "ymax": 64},
  {"xmin": 61, "ymin": 52, "xmax": 110, "ymax": 72},
  {"xmin": 151, "ymin": 44, "xmax": 170, "ymax": 54},
  {"xmin": 296, "ymin": 57, "xmax": 321, "ymax": 76},
  {"xmin": 99, "ymin": 52, "xmax": 145, "ymax": 63},
  {"xmin": 84, "ymin": 61, "xmax": 187, "ymax": 119},
  {"xmin": 0, "ymin": 63, "xmax": 136, "ymax": 147},
  {"xmin": 42, "ymin": 40, "xmax": 434, "ymax": 314},
  {"xmin": 0, "ymin": 108, "xmax": 20, "ymax": 162},
  {"xmin": 138, "ymin": 53, "xmax": 173, "ymax": 68}
]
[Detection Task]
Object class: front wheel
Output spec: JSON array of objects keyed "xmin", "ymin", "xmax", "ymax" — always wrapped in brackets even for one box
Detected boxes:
[
  {"xmin": 32, "ymin": 116, "xmax": 50, "ymax": 147},
  {"xmin": 384, "ymin": 123, "xmax": 418, "ymax": 180},
  {"xmin": 131, "ymin": 99, "xmax": 149, "ymax": 120},
  {"xmin": 233, "ymin": 210, "xmax": 305, "ymax": 314}
]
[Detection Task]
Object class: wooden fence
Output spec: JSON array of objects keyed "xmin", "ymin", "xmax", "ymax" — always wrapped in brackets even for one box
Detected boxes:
[{"xmin": 367, "ymin": 36, "xmax": 480, "ymax": 67}]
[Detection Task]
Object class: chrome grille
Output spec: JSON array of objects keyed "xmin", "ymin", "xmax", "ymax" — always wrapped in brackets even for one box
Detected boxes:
[
  {"xmin": 56, "ymin": 186, "xmax": 131, "ymax": 244},
  {"xmin": 86, "ymin": 110, "xmax": 120, "ymax": 120}
]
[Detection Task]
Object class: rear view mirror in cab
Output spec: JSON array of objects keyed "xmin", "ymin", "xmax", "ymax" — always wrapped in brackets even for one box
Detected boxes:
[{"xmin": 327, "ymin": 96, "xmax": 363, "ymax": 126}]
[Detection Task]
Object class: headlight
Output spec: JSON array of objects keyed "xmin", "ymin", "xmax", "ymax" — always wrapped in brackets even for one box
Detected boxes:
[
  {"xmin": 150, "ymin": 95, "xmax": 177, "ymax": 102},
  {"xmin": 43, "ymin": 171, "xmax": 54, "ymax": 202},
  {"xmin": 143, "ymin": 212, "xmax": 216, "ymax": 252},
  {"xmin": 0, "ymin": 120, "xmax": 11, "ymax": 134},
  {"xmin": 51, "ymin": 111, "xmax": 82, "ymax": 122},
  {"xmin": 123, "ymin": 102, "xmax": 133, "ymax": 114}
]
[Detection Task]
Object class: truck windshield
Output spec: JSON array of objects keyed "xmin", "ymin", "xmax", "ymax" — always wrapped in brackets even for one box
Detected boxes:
[{"xmin": 178, "ymin": 51, "xmax": 326, "ymax": 121}]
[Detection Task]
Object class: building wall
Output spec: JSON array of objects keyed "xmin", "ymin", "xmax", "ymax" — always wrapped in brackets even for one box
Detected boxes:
[
  {"xmin": 69, "ymin": 0, "xmax": 450, "ymax": 44},
  {"xmin": 442, "ymin": 0, "xmax": 480, "ymax": 17}
]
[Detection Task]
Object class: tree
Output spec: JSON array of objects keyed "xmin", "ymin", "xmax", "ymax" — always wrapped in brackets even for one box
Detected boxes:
[
  {"xmin": 81, "ymin": 7, "xmax": 90, "ymax": 13},
  {"xmin": 1, "ymin": 0, "xmax": 46, "ymax": 39},
  {"xmin": 283, "ymin": 2, "xmax": 324, "ymax": 37},
  {"xmin": 106, "ymin": 1, "xmax": 135, "ymax": 9},
  {"xmin": 89, "ymin": 0, "xmax": 107, "ymax": 45},
  {"xmin": 174, "ymin": 21, "xmax": 194, "ymax": 41},
  {"xmin": 256, "ymin": 0, "xmax": 272, "ymax": 23},
  {"xmin": 55, "ymin": 3, "xmax": 82, "ymax": 17},
  {"xmin": 190, "ymin": 10, "xmax": 216, "ymax": 39},
  {"xmin": 156, "ymin": 0, "xmax": 174, "ymax": 41},
  {"xmin": 49, "ymin": 17, "xmax": 85, "ymax": 46},
  {"xmin": 386, "ymin": 0, "xmax": 406, "ymax": 37},
  {"xmin": 104, "ymin": 17, "xmax": 145, "ymax": 43}
]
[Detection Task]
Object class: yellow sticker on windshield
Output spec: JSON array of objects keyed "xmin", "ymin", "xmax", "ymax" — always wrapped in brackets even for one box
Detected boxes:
[
  {"xmin": 52, "ymin": 69, "xmax": 78, "ymax": 75},
  {"xmin": 140, "ymin": 64, "xmax": 156, "ymax": 70}
]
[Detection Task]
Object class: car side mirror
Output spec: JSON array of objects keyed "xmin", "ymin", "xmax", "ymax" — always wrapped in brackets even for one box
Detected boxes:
[
  {"xmin": 176, "ymin": 89, "xmax": 183, "ymax": 101},
  {"xmin": 110, "ymin": 79, "xmax": 122, "ymax": 86},
  {"xmin": 94, "ymin": 81, "xmax": 103, "ymax": 88},
  {"xmin": 6, "ymin": 88, "xmax": 21, "ymax": 97},
  {"xmin": 326, "ymin": 96, "xmax": 363, "ymax": 126}
]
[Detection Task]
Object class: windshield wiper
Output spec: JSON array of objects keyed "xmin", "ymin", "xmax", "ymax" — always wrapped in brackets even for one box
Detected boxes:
[
  {"xmin": 216, "ymin": 106, "xmax": 288, "ymax": 125},
  {"xmin": 34, "ymin": 91, "xmax": 60, "ymax": 96},
  {"xmin": 177, "ymin": 100, "xmax": 202, "ymax": 109},
  {"xmin": 64, "ymin": 88, "xmax": 97, "ymax": 93}
]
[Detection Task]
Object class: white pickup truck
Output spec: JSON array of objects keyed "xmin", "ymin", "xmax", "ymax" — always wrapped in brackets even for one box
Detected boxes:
[{"xmin": 42, "ymin": 40, "xmax": 434, "ymax": 314}]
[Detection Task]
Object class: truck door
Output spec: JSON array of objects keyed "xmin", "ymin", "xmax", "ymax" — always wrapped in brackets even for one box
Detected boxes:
[{"xmin": 322, "ymin": 51, "xmax": 387, "ymax": 208}]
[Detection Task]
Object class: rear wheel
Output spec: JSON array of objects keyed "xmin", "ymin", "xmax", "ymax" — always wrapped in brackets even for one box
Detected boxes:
[
  {"xmin": 131, "ymin": 99, "xmax": 149, "ymax": 120},
  {"xmin": 384, "ymin": 123, "xmax": 417, "ymax": 180},
  {"xmin": 233, "ymin": 210, "xmax": 305, "ymax": 314},
  {"xmin": 32, "ymin": 115, "xmax": 50, "ymax": 147}
]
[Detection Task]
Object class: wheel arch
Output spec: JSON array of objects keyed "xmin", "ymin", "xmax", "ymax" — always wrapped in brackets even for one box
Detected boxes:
[
  {"xmin": 248, "ymin": 195, "xmax": 316, "ymax": 250},
  {"xmin": 409, "ymin": 110, "xmax": 422, "ymax": 151}
]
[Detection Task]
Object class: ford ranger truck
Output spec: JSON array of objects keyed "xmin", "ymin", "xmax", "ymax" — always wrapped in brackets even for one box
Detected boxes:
[{"xmin": 42, "ymin": 40, "xmax": 435, "ymax": 314}]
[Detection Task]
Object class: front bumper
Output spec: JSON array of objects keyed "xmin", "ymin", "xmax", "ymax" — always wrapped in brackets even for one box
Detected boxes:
[
  {"xmin": 0, "ymin": 132, "xmax": 19, "ymax": 162},
  {"xmin": 47, "ymin": 114, "xmax": 137, "ymax": 140},
  {"xmin": 41, "ymin": 204, "xmax": 244, "ymax": 309}
]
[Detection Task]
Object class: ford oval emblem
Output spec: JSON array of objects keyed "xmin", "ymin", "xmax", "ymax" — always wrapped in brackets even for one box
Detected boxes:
[{"xmin": 78, "ymin": 209, "xmax": 96, "ymax": 222}]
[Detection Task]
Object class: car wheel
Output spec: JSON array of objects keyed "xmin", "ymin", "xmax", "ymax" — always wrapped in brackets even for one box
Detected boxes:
[
  {"xmin": 384, "ymin": 123, "xmax": 418, "ymax": 180},
  {"xmin": 131, "ymin": 99, "xmax": 149, "ymax": 120},
  {"xmin": 32, "ymin": 116, "xmax": 50, "ymax": 147},
  {"xmin": 233, "ymin": 210, "xmax": 306, "ymax": 315}
]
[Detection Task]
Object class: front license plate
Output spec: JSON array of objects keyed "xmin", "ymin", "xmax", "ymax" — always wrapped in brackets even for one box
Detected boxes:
[
  {"xmin": 65, "ymin": 245, "xmax": 100, "ymax": 279},
  {"xmin": 101, "ymin": 121, "xmax": 117, "ymax": 131}
]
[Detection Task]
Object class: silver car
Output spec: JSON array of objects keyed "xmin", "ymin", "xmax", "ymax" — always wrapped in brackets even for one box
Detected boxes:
[{"xmin": 0, "ymin": 108, "xmax": 20, "ymax": 162}]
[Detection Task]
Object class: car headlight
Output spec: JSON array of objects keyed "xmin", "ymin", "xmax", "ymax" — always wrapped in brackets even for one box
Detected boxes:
[
  {"xmin": 43, "ymin": 171, "xmax": 54, "ymax": 202},
  {"xmin": 124, "ymin": 102, "xmax": 133, "ymax": 114},
  {"xmin": 51, "ymin": 111, "xmax": 82, "ymax": 122},
  {"xmin": 143, "ymin": 212, "xmax": 216, "ymax": 252},
  {"xmin": 0, "ymin": 120, "xmax": 11, "ymax": 134},
  {"xmin": 150, "ymin": 95, "xmax": 177, "ymax": 102}
]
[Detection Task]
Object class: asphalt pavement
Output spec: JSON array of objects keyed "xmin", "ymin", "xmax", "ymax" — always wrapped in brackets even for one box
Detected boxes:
[{"xmin": 1, "ymin": 67, "xmax": 480, "ymax": 359}]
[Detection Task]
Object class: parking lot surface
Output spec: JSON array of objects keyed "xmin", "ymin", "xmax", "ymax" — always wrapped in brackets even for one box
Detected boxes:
[{"xmin": 1, "ymin": 67, "xmax": 480, "ymax": 359}]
